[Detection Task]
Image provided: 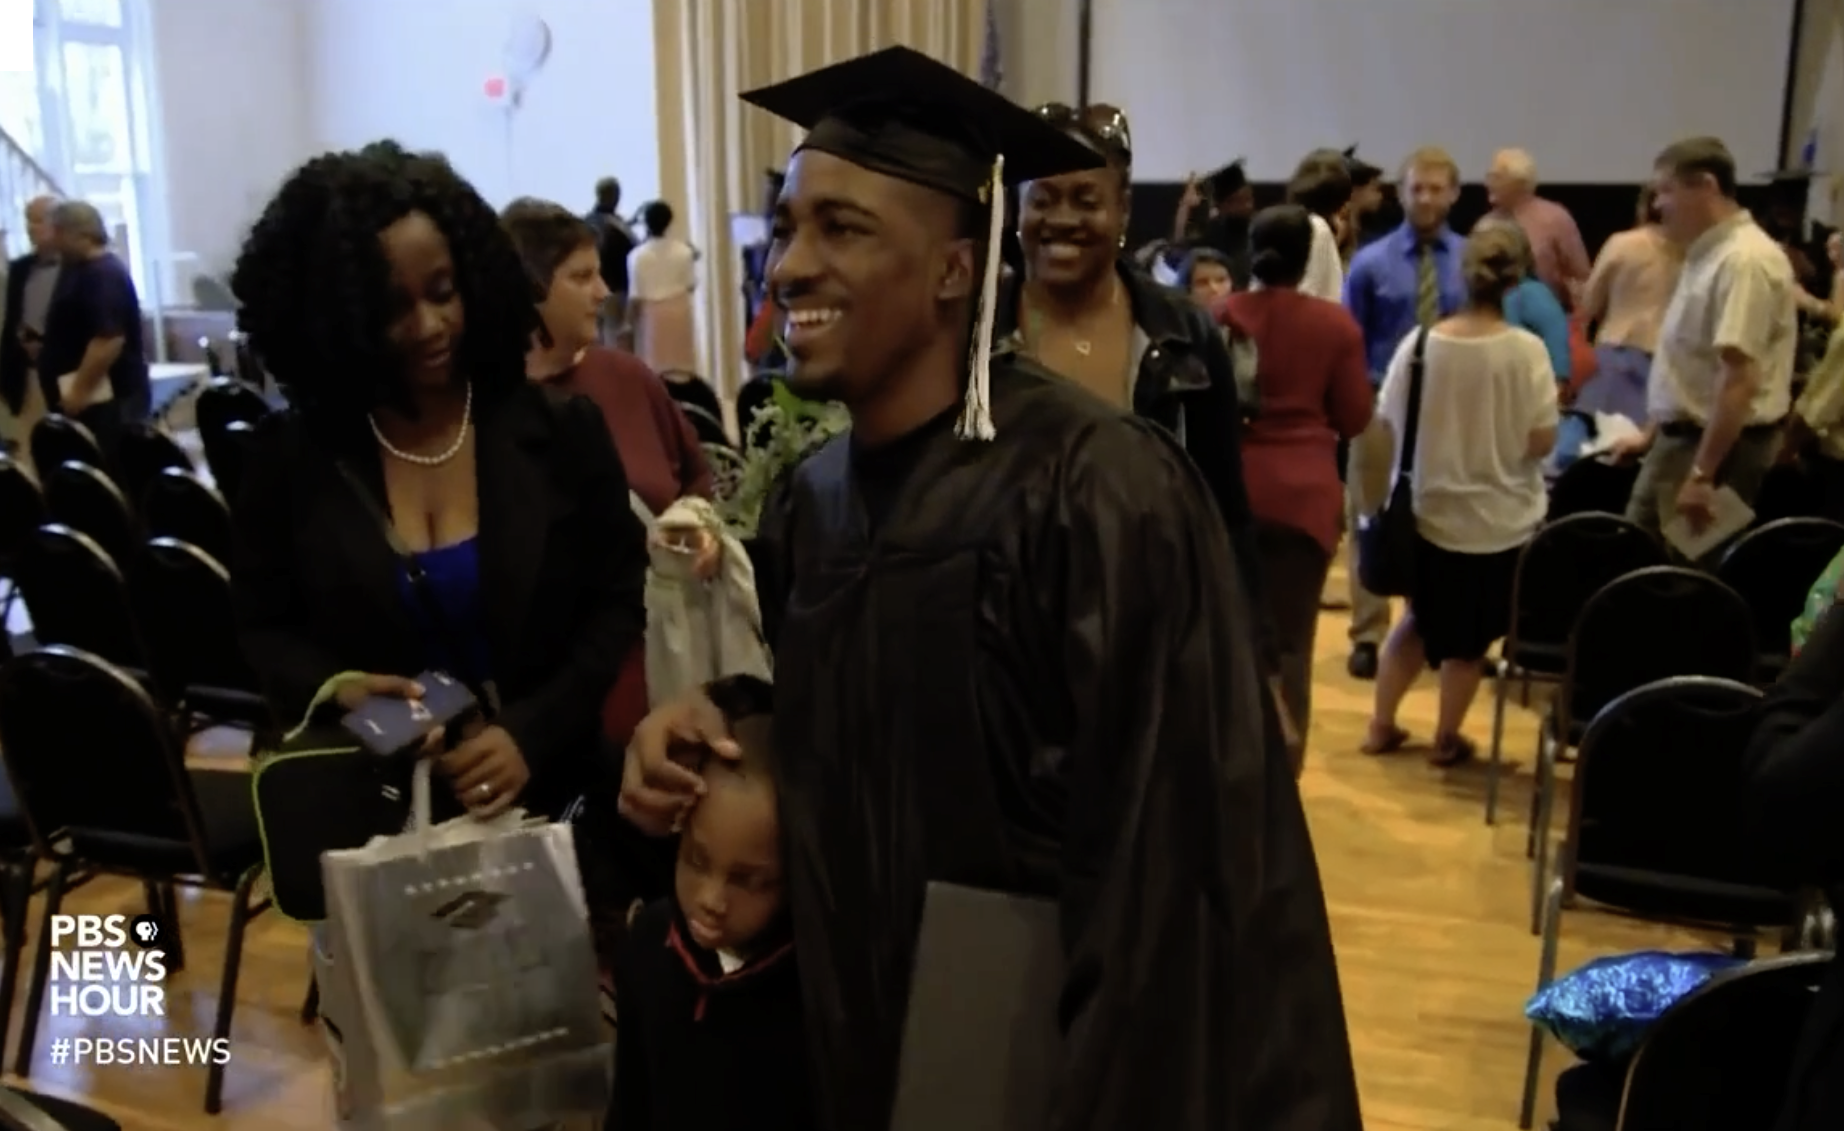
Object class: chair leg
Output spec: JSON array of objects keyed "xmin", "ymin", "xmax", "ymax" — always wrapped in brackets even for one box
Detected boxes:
[
  {"xmin": 0, "ymin": 861, "xmax": 33, "ymax": 1071},
  {"xmin": 1485, "ymin": 668, "xmax": 1511, "ymax": 825},
  {"xmin": 1530, "ymin": 731, "xmax": 1557, "ymax": 936},
  {"xmin": 204, "ymin": 869, "xmax": 259, "ymax": 1116},
  {"xmin": 300, "ymin": 975, "xmax": 319, "ymax": 1025},
  {"xmin": 1518, "ymin": 877, "xmax": 1568, "ymax": 1129},
  {"xmin": 13, "ymin": 860, "xmax": 72, "ymax": 1077},
  {"xmin": 160, "ymin": 882, "xmax": 187, "ymax": 973}
]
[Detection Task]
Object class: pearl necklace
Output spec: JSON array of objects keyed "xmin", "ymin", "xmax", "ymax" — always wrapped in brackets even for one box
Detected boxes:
[{"xmin": 369, "ymin": 381, "xmax": 473, "ymax": 466}]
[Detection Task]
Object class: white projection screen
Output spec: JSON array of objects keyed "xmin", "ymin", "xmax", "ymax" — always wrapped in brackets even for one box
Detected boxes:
[{"xmin": 1092, "ymin": 0, "xmax": 1799, "ymax": 183}]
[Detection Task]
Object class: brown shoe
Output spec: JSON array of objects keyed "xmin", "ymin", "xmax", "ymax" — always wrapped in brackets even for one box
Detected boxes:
[
  {"xmin": 1430, "ymin": 733, "xmax": 1477, "ymax": 767},
  {"xmin": 1362, "ymin": 721, "xmax": 1410, "ymax": 755}
]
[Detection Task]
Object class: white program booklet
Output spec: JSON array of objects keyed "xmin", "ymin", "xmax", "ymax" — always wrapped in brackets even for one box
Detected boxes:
[{"xmin": 1660, "ymin": 485, "xmax": 1754, "ymax": 561}]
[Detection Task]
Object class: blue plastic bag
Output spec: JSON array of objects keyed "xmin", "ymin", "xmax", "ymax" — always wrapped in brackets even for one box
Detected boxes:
[{"xmin": 1525, "ymin": 950, "xmax": 1744, "ymax": 1061}]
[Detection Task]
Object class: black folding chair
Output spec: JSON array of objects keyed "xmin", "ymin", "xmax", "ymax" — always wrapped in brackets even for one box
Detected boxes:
[
  {"xmin": 113, "ymin": 423, "xmax": 193, "ymax": 514},
  {"xmin": 1717, "ymin": 516, "xmax": 1844, "ymax": 681},
  {"xmin": 1487, "ymin": 514, "xmax": 1664, "ymax": 824},
  {"xmin": 1547, "ymin": 457, "xmax": 1640, "ymax": 521},
  {"xmin": 203, "ymin": 419, "xmax": 256, "ymax": 504},
  {"xmin": 659, "ymin": 370, "xmax": 733, "ymax": 449},
  {"xmin": 1529, "ymin": 567, "xmax": 1756, "ymax": 930},
  {"xmin": 1518, "ymin": 677, "xmax": 1805, "ymax": 1127},
  {"xmin": 0, "ymin": 646, "xmax": 268, "ymax": 1115},
  {"xmin": 133, "ymin": 539, "xmax": 264, "ymax": 727},
  {"xmin": 1751, "ymin": 460, "xmax": 1822, "ymax": 527},
  {"xmin": 140, "ymin": 468, "xmax": 232, "ymax": 568},
  {"xmin": 43, "ymin": 462, "xmax": 138, "ymax": 573},
  {"xmin": 27, "ymin": 416, "xmax": 102, "ymax": 479},
  {"xmin": 1610, "ymin": 953, "xmax": 1826, "ymax": 1130},
  {"xmin": 0, "ymin": 1088, "xmax": 121, "ymax": 1130},
  {"xmin": 0, "ymin": 458, "xmax": 44, "ymax": 632},
  {"xmin": 11, "ymin": 525, "xmax": 145, "ymax": 670}
]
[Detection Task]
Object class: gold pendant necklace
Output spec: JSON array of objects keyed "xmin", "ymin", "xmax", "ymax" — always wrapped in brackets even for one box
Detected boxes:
[{"xmin": 1028, "ymin": 276, "xmax": 1120, "ymax": 360}]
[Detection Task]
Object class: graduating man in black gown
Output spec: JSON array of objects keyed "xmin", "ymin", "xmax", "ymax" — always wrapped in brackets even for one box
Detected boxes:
[{"xmin": 619, "ymin": 46, "xmax": 1361, "ymax": 1131}]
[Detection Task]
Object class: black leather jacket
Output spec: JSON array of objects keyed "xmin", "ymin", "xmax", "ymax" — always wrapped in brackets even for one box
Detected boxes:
[{"xmin": 993, "ymin": 259, "xmax": 1266, "ymax": 630}]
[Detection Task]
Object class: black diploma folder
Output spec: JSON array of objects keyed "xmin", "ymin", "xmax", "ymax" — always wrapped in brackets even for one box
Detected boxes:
[{"xmin": 889, "ymin": 882, "xmax": 1065, "ymax": 1131}]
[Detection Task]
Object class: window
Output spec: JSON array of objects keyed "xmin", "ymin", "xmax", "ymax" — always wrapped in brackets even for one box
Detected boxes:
[{"xmin": 19, "ymin": 0, "xmax": 163, "ymax": 296}]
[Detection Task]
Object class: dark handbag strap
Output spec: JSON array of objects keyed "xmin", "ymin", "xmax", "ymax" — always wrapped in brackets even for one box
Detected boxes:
[
  {"xmin": 333, "ymin": 462, "xmax": 501, "ymax": 716},
  {"xmin": 1394, "ymin": 327, "xmax": 1431, "ymax": 478}
]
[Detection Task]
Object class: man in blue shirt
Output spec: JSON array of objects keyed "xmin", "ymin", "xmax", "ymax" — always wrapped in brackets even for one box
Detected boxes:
[{"xmin": 1337, "ymin": 147, "xmax": 1466, "ymax": 680}]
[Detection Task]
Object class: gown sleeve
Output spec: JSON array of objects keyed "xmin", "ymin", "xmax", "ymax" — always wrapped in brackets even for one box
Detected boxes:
[
  {"xmin": 1037, "ymin": 418, "xmax": 1363, "ymax": 1131},
  {"xmin": 1745, "ymin": 592, "xmax": 1844, "ymax": 883}
]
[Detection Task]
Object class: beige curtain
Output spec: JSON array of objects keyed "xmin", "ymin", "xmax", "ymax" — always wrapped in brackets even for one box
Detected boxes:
[{"xmin": 651, "ymin": 0, "xmax": 989, "ymax": 421}]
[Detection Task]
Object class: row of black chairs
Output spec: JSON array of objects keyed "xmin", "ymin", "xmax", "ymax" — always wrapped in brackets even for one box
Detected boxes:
[
  {"xmin": 0, "ymin": 644, "xmax": 270, "ymax": 1116},
  {"xmin": 1518, "ymin": 674, "xmax": 1835, "ymax": 1128},
  {"xmin": 1484, "ymin": 513, "xmax": 1844, "ymax": 826}
]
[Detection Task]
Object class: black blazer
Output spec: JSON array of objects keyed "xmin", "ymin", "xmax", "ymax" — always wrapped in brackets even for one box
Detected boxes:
[
  {"xmin": 1745, "ymin": 602, "xmax": 1844, "ymax": 1131},
  {"xmin": 1, "ymin": 252, "xmax": 34, "ymax": 415},
  {"xmin": 230, "ymin": 383, "xmax": 649, "ymax": 818}
]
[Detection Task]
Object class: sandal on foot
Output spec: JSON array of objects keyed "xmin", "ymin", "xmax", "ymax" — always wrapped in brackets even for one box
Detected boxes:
[
  {"xmin": 1362, "ymin": 722, "xmax": 1410, "ymax": 755},
  {"xmin": 1430, "ymin": 733, "xmax": 1477, "ymax": 767}
]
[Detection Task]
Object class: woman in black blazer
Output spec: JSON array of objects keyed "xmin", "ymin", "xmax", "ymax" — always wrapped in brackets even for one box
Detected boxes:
[
  {"xmin": 228, "ymin": 141, "xmax": 648, "ymax": 824},
  {"xmin": 1745, "ymin": 589, "xmax": 1844, "ymax": 1131}
]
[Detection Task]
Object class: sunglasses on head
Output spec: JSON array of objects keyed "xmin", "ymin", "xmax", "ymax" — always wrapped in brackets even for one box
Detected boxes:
[{"xmin": 1034, "ymin": 102, "xmax": 1132, "ymax": 161}]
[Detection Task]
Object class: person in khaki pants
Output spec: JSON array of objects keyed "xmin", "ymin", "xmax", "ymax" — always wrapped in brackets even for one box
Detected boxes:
[{"xmin": 1606, "ymin": 137, "xmax": 1795, "ymax": 559}]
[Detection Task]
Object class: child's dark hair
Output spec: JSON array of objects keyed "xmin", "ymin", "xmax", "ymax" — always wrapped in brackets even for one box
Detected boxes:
[
  {"xmin": 1180, "ymin": 247, "xmax": 1232, "ymax": 287},
  {"xmin": 704, "ymin": 675, "xmax": 776, "ymax": 781},
  {"xmin": 642, "ymin": 200, "xmax": 674, "ymax": 238}
]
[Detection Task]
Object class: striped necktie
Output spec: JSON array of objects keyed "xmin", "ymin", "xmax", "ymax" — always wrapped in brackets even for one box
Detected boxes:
[{"xmin": 1416, "ymin": 241, "xmax": 1440, "ymax": 327}]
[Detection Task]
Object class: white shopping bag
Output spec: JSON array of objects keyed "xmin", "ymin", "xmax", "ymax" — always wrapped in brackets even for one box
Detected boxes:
[{"xmin": 316, "ymin": 761, "xmax": 610, "ymax": 1131}]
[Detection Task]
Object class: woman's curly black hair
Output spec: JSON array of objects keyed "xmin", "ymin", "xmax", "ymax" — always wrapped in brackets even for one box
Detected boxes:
[{"xmin": 230, "ymin": 140, "xmax": 537, "ymax": 436}]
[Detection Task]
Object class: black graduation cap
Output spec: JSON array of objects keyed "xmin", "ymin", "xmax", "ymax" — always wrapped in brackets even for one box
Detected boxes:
[
  {"xmin": 1343, "ymin": 145, "xmax": 1382, "ymax": 184},
  {"xmin": 742, "ymin": 47, "xmax": 1106, "ymax": 440},
  {"xmin": 1207, "ymin": 158, "xmax": 1248, "ymax": 197}
]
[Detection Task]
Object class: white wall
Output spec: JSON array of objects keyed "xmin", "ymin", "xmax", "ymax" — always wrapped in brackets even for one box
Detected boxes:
[
  {"xmin": 1053, "ymin": 0, "xmax": 1798, "ymax": 184},
  {"xmin": 147, "ymin": 0, "xmax": 314, "ymax": 277},
  {"xmin": 305, "ymin": 0, "xmax": 659, "ymax": 215}
]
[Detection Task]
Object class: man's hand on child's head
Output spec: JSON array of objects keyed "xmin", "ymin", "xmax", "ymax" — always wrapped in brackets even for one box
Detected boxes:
[{"xmin": 619, "ymin": 690, "xmax": 743, "ymax": 837}]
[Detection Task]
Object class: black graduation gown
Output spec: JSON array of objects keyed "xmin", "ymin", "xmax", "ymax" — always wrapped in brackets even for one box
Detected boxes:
[
  {"xmin": 607, "ymin": 900, "xmax": 812, "ymax": 1131},
  {"xmin": 753, "ymin": 354, "xmax": 1362, "ymax": 1131}
]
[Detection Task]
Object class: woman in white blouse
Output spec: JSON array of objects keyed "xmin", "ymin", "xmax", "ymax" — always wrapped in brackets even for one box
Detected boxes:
[
  {"xmin": 627, "ymin": 200, "xmax": 700, "ymax": 374},
  {"xmin": 1283, "ymin": 148, "xmax": 1350, "ymax": 302},
  {"xmin": 1363, "ymin": 223, "xmax": 1560, "ymax": 766}
]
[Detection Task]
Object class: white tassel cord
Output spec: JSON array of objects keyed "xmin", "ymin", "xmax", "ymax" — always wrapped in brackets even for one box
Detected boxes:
[{"xmin": 957, "ymin": 154, "xmax": 1004, "ymax": 441}]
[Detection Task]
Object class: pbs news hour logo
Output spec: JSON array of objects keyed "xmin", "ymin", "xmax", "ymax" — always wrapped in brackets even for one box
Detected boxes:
[{"xmin": 48, "ymin": 913, "xmax": 169, "ymax": 1017}]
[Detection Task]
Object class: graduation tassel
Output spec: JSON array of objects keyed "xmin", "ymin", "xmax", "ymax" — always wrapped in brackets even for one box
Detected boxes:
[{"xmin": 957, "ymin": 154, "xmax": 1004, "ymax": 441}]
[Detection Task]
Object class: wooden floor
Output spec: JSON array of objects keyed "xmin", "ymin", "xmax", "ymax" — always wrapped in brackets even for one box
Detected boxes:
[{"xmin": 1, "ymin": 571, "xmax": 1722, "ymax": 1130}]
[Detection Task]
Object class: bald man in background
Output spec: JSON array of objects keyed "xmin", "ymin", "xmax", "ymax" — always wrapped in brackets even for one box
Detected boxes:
[
  {"xmin": 1487, "ymin": 148, "xmax": 1592, "ymax": 308},
  {"xmin": 0, "ymin": 195, "xmax": 61, "ymax": 455}
]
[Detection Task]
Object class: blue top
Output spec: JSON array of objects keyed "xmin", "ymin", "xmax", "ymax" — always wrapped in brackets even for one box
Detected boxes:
[
  {"xmin": 1502, "ymin": 277, "xmax": 1572, "ymax": 382},
  {"xmin": 397, "ymin": 536, "xmax": 494, "ymax": 687},
  {"xmin": 1343, "ymin": 222, "xmax": 1468, "ymax": 380}
]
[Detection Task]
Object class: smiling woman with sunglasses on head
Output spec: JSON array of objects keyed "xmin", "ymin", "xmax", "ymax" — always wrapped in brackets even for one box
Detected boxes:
[{"xmin": 995, "ymin": 101, "xmax": 1266, "ymax": 634}]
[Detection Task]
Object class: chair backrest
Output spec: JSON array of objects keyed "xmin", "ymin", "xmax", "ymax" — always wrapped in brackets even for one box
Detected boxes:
[
  {"xmin": 193, "ymin": 376, "xmax": 271, "ymax": 435},
  {"xmin": 0, "ymin": 646, "xmax": 209, "ymax": 876},
  {"xmin": 12, "ymin": 525, "xmax": 143, "ymax": 668},
  {"xmin": 1616, "ymin": 952, "xmax": 1829, "ymax": 1130},
  {"xmin": 1509, "ymin": 513, "xmax": 1665, "ymax": 661},
  {"xmin": 43, "ymin": 461, "xmax": 137, "ymax": 571},
  {"xmin": 1569, "ymin": 677, "xmax": 1786, "ymax": 915},
  {"xmin": 1565, "ymin": 566, "xmax": 1756, "ymax": 726},
  {"xmin": 203, "ymin": 419, "xmax": 256, "ymax": 504},
  {"xmin": 1548, "ymin": 458, "xmax": 1640, "ymax": 521},
  {"xmin": 140, "ymin": 468, "xmax": 231, "ymax": 568},
  {"xmin": 0, "ymin": 456, "xmax": 45, "ymax": 568},
  {"xmin": 112, "ymin": 423, "xmax": 192, "ymax": 513},
  {"xmin": 134, "ymin": 538, "xmax": 256, "ymax": 696},
  {"xmin": 28, "ymin": 415, "xmax": 102, "ymax": 478},
  {"xmin": 0, "ymin": 1087, "xmax": 123, "ymax": 1131},
  {"xmin": 1718, "ymin": 517, "xmax": 1844, "ymax": 664}
]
